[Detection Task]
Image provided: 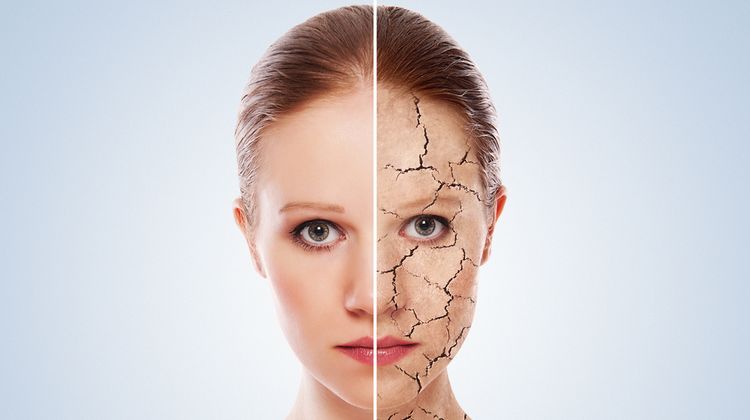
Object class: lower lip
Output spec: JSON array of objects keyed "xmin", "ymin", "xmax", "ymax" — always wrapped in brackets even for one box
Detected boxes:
[
  {"xmin": 336, "ymin": 346, "xmax": 374, "ymax": 365},
  {"xmin": 377, "ymin": 344, "xmax": 417, "ymax": 365},
  {"xmin": 336, "ymin": 344, "xmax": 417, "ymax": 366}
]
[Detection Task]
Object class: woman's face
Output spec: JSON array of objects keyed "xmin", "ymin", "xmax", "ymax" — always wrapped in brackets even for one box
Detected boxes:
[
  {"xmin": 234, "ymin": 84, "xmax": 503, "ymax": 412},
  {"xmin": 237, "ymin": 85, "xmax": 374, "ymax": 407},
  {"xmin": 376, "ymin": 87, "xmax": 496, "ymax": 409}
]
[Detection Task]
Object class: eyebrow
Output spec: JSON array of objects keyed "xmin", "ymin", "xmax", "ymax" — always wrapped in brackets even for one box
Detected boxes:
[
  {"xmin": 278, "ymin": 201, "xmax": 346, "ymax": 214},
  {"xmin": 399, "ymin": 194, "xmax": 462, "ymax": 211}
]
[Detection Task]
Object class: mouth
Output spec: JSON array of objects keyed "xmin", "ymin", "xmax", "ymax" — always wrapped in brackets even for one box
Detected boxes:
[{"xmin": 335, "ymin": 336, "xmax": 418, "ymax": 366}]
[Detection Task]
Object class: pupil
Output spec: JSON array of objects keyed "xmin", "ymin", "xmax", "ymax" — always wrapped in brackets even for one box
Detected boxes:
[
  {"xmin": 308, "ymin": 223, "xmax": 329, "ymax": 241},
  {"xmin": 415, "ymin": 217, "xmax": 435, "ymax": 236}
]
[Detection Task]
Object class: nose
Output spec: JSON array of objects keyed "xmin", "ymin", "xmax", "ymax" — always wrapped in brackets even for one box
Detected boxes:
[{"xmin": 343, "ymin": 234, "xmax": 374, "ymax": 317}]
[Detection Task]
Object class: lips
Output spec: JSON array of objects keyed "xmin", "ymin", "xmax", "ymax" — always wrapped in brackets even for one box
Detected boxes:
[
  {"xmin": 336, "ymin": 336, "xmax": 418, "ymax": 366},
  {"xmin": 375, "ymin": 336, "xmax": 419, "ymax": 366}
]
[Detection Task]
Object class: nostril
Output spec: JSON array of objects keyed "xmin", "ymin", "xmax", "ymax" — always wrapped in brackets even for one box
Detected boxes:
[{"xmin": 343, "ymin": 287, "xmax": 374, "ymax": 316}]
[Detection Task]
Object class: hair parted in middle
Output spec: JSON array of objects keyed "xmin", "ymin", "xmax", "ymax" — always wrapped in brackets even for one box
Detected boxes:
[{"xmin": 235, "ymin": 5, "xmax": 501, "ymax": 228}]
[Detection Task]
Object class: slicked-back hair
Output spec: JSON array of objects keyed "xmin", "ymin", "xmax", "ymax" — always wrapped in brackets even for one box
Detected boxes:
[{"xmin": 235, "ymin": 5, "xmax": 501, "ymax": 229}]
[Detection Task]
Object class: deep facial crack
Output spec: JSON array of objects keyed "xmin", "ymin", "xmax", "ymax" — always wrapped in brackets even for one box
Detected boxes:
[
  {"xmin": 379, "ymin": 245, "xmax": 419, "ymax": 307},
  {"xmin": 419, "ymin": 406, "xmax": 446, "ymax": 420},
  {"xmin": 432, "ymin": 202, "xmax": 463, "ymax": 250},
  {"xmin": 394, "ymin": 365, "xmax": 423, "ymax": 394},
  {"xmin": 382, "ymin": 95, "xmax": 438, "ymax": 178}
]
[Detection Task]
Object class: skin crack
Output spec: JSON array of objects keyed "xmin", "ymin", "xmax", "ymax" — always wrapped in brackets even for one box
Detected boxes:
[
  {"xmin": 419, "ymin": 406, "xmax": 446, "ymax": 420},
  {"xmin": 387, "ymin": 246, "xmax": 476, "ymax": 411},
  {"xmin": 432, "ymin": 202, "xmax": 463, "ymax": 250},
  {"xmin": 391, "ymin": 248, "xmax": 477, "ymax": 339},
  {"xmin": 380, "ymin": 245, "xmax": 419, "ymax": 307},
  {"xmin": 382, "ymin": 95, "xmax": 438, "ymax": 178},
  {"xmin": 447, "ymin": 141, "xmax": 479, "ymax": 186}
]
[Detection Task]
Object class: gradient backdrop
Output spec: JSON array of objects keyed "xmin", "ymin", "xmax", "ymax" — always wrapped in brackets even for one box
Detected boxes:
[{"xmin": 1, "ymin": 1, "xmax": 748, "ymax": 419}]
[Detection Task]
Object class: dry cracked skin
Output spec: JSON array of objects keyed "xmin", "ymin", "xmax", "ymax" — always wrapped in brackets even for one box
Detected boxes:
[{"xmin": 377, "ymin": 87, "xmax": 492, "ymax": 419}]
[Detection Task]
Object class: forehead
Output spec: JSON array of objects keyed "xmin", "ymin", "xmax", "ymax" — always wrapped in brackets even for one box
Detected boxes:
[
  {"xmin": 257, "ymin": 87, "xmax": 373, "ymax": 213},
  {"xmin": 377, "ymin": 88, "xmax": 484, "ymax": 209},
  {"xmin": 377, "ymin": 88, "xmax": 471, "ymax": 166}
]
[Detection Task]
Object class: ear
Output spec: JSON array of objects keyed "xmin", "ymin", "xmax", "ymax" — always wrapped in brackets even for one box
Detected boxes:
[
  {"xmin": 232, "ymin": 197, "xmax": 267, "ymax": 278},
  {"xmin": 481, "ymin": 186, "xmax": 507, "ymax": 265}
]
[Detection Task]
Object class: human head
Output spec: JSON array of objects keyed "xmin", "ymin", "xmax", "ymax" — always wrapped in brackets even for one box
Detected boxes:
[{"xmin": 232, "ymin": 3, "xmax": 505, "ymax": 414}]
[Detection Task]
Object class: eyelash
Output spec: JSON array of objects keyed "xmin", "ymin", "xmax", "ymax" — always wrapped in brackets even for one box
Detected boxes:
[
  {"xmin": 289, "ymin": 215, "xmax": 450, "ymax": 251},
  {"xmin": 399, "ymin": 214, "xmax": 451, "ymax": 245},
  {"xmin": 290, "ymin": 219, "xmax": 345, "ymax": 252}
]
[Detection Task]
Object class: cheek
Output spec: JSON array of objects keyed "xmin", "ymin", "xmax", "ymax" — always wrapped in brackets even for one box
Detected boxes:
[
  {"xmin": 396, "ymin": 246, "xmax": 479, "ymax": 337},
  {"xmin": 259, "ymin": 238, "xmax": 345, "ymax": 347},
  {"xmin": 385, "ymin": 209, "xmax": 487, "ymax": 348},
  {"xmin": 379, "ymin": 238, "xmax": 481, "ymax": 395}
]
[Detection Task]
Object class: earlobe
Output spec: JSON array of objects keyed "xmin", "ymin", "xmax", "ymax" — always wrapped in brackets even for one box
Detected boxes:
[
  {"xmin": 480, "ymin": 186, "xmax": 507, "ymax": 265},
  {"xmin": 232, "ymin": 197, "xmax": 267, "ymax": 278}
]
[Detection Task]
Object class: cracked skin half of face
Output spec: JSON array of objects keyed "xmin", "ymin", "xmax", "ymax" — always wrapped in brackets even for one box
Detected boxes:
[{"xmin": 377, "ymin": 87, "xmax": 491, "ymax": 419}]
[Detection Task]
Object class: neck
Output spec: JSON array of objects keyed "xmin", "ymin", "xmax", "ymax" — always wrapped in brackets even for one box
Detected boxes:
[
  {"xmin": 377, "ymin": 371, "xmax": 468, "ymax": 419},
  {"xmin": 287, "ymin": 371, "xmax": 373, "ymax": 420}
]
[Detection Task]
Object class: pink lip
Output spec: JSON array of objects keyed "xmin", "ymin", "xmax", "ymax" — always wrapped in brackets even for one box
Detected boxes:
[{"xmin": 336, "ymin": 336, "xmax": 418, "ymax": 366}]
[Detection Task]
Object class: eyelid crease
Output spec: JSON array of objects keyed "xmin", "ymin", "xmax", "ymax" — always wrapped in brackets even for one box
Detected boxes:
[
  {"xmin": 398, "ymin": 214, "xmax": 451, "ymax": 244},
  {"xmin": 290, "ymin": 219, "xmax": 346, "ymax": 236},
  {"xmin": 290, "ymin": 219, "xmax": 347, "ymax": 252}
]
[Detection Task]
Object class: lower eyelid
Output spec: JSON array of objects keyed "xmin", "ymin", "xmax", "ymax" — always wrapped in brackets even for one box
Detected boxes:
[
  {"xmin": 399, "ymin": 216, "xmax": 450, "ymax": 241},
  {"xmin": 292, "ymin": 221, "xmax": 347, "ymax": 250}
]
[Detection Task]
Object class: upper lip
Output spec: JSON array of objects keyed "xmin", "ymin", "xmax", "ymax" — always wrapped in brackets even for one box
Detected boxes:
[{"xmin": 337, "ymin": 336, "xmax": 417, "ymax": 348}]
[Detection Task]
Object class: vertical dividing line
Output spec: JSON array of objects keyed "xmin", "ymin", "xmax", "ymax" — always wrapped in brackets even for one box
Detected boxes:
[{"xmin": 372, "ymin": 1, "xmax": 378, "ymax": 419}]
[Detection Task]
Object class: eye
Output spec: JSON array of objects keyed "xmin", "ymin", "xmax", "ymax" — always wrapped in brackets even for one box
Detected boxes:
[
  {"xmin": 401, "ymin": 215, "xmax": 448, "ymax": 241},
  {"xmin": 294, "ymin": 220, "xmax": 342, "ymax": 248}
]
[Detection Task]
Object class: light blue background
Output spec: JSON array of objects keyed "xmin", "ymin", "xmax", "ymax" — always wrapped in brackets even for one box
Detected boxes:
[{"xmin": 1, "ymin": 1, "xmax": 748, "ymax": 419}]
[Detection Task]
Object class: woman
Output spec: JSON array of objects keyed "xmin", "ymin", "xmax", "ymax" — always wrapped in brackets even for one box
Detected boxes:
[{"xmin": 233, "ymin": 5, "xmax": 505, "ymax": 419}]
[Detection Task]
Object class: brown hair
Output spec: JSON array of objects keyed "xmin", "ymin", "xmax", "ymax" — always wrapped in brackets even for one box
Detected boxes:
[{"xmin": 235, "ymin": 5, "xmax": 501, "ymax": 227}]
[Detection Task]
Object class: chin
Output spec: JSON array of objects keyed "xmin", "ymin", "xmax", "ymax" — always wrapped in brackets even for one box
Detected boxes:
[
  {"xmin": 332, "ymin": 381, "xmax": 374, "ymax": 409},
  {"xmin": 376, "ymin": 364, "xmax": 434, "ymax": 409},
  {"xmin": 315, "ymin": 365, "xmax": 374, "ymax": 409},
  {"xmin": 376, "ymin": 342, "xmax": 457, "ymax": 408}
]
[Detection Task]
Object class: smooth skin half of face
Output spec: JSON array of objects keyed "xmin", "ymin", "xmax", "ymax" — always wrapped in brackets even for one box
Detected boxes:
[
  {"xmin": 234, "ymin": 83, "xmax": 374, "ymax": 419},
  {"xmin": 376, "ymin": 86, "xmax": 505, "ymax": 418}
]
